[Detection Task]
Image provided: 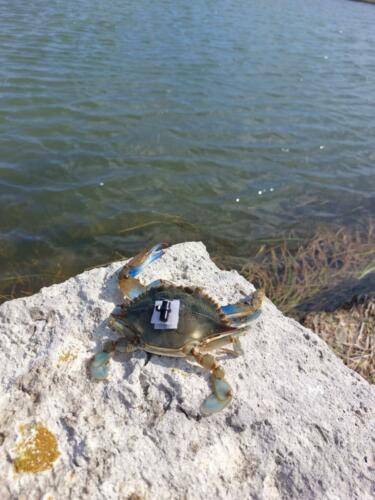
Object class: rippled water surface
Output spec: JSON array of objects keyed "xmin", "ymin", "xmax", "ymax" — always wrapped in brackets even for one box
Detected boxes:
[{"xmin": 1, "ymin": 0, "xmax": 375, "ymax": 294}]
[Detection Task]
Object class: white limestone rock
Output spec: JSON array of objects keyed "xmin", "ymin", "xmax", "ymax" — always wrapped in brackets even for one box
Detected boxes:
[{"xmin": 0, "ymin": 242, "xmax": 374, "ymax": 499}]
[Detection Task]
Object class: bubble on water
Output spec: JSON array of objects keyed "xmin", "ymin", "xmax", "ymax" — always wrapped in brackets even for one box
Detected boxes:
[
  {"xmin": 281, "ymin": 148, "xmax": 290, "ymax": 153},
  {"xmin": 319, "ymin": 145, "xmax": 325, "ymax": 150},
  {"xmin": 235, "ymin": 198, "xmax": 240, "ymax": 203},
  {"xmin": 258, "ymin": 190, "xmax": 262, "ymax": 195},
  {"xmin": 99, "ymin": 182, "xmax": 104, "ymax": 186},
  {"xmin": 323, "ymin": 55, "xmax": 329, "ymax": 60},
  {"xmin": 269, "ymin": 187, "xmax": 274, "ymax": 192}
]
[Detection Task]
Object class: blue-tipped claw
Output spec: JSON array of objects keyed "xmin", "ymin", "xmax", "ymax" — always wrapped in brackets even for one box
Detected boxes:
[
  {"xmin": 221, "ymin": 304, "xmax": 238, "ymax": 315},
  {"xmin": 229, "ymin": 309, "xmax": 262, "ymax": 327},
  {"xmin": 221, "ymin": 289, "xmax": 264, "ymax": 321},
  {"xmin": 91, "ymin": 351, "xmax": 112, "ymax": 367},
  {"xmin": 127, "ymin": 243, "xmax": 166, "ymax": 278},
  {"xmin": 213, "ymin": 378, "xmax": 232, "ymax": 401},
  {"xmin": 90, "ymin": 363, "xmax": 110, "ymax": 380},
  {"xmin": 221, "ymin": 305, "xmax": 262, "ymax": 320},
  {"xmin": 200, "ymin": 392, "xmax": 232, "ymax": 416},
  {"xmin": 200, "ymin": 377, "xmax": 232, "ymax": 416},
  {"xmin": 119, "ymin": 243, "xmax": 169, "ymax": 300},
  {"xmin": 90, "ymin": 351, "xmax": 112, "ymax": 380}
]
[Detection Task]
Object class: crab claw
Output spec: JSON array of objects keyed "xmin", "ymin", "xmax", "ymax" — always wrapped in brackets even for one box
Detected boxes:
[
  {"xmin": 189, "ymin": 348, "xmax": 233, "ymax": 416},
  {"xmin": 228, "ymin": 309, "xmax": 262, "ymax": 328},
  {"xmin": 89, "ymin": 351, "xmax": 112, "ymax": 380},
  {"xmin": 119, "ymin": 242, "xmax": 169, "ymax": 300},
  {"xmin": 200, "ymin": 378, "xmax": 233, "ymax": 416},
  {"xmin": 123, "ymin": 242, "xmax": 168, "ymax": 279},
  {"xmin": 221, "ymin": 289, "xmax": 264, "ymax": 326}
]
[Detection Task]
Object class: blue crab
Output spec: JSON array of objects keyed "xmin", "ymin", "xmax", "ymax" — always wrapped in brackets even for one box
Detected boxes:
[{"xmin": 89, "ymin": 243, "xmax": 264, "ymax": 415}]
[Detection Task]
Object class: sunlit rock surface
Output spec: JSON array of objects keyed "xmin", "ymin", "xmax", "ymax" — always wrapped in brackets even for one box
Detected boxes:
[{"xmin": 0, "ymin": 242, "xmax": 374, "ymax": 499}]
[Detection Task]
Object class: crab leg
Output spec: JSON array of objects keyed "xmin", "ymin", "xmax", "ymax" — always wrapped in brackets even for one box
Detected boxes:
[
  {"xmin": 217, "ymin": 335, "xmax": 244, "ymax": 356},
  {"xmin": 190, "ymin": 347, "xmax": 233, "ymax": 416},
  {"xmin": 89, "ymin": 338, "xmax": 138, "ymax": 380},
  {"xmin": 119, "ymin": 242, "xmax": 168, "ymax": 300},
  {"xmin": 221, "ymin": 289, "xmax": 265, "ymax": 326}
]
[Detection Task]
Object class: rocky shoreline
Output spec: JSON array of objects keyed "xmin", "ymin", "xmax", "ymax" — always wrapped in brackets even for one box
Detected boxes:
[{"xmin": 0, "ymin": 242, "xmax": 374, "ymax": 499}]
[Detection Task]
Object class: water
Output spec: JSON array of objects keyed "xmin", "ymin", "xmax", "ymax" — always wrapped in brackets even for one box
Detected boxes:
[{"xmin": 1, "ymin": 0, "xmax": 375, "ymax": 296}]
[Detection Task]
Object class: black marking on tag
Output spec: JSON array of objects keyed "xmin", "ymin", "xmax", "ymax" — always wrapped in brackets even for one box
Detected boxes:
[{"xmin": 155, "ymin": 300, "xmax": 172, "ymax": 322}]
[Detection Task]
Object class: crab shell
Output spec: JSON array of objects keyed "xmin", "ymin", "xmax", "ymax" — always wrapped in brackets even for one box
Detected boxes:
[{"xmin": 111, "ymin": 284, "xmax": 237, "ymax": 357}]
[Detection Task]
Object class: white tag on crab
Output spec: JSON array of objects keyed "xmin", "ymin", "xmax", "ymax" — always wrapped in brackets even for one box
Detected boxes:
[{"xmin": 151, "ymin": 300, "xmax": 180, "ymax": 330}]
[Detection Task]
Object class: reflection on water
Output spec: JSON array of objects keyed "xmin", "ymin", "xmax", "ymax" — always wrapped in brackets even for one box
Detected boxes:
[{"xmin": 1, "ymin": 0, "xmax": 375, "ymax": 299}]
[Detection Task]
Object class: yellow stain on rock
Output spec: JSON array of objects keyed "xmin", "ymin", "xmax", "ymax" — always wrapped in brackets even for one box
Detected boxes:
[
  {"xmin": 14, "ymin": 424, "xmax": 60, "ymax": 474},
  {"xmin": 58, "ymin": 350, "xmax": 77, "ymax": 365},
  {"xmin": 171, "ymin": 367, "xmax": 189, "ymax": 378}
]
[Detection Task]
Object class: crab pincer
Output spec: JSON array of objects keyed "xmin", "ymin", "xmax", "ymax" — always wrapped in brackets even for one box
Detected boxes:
[
  {"xmin": 201, "ymin": 379, "xmax": 233, "ymax": 415},
  {"xmin": 221, "ymin": 289, "xmax": 265, "ymax": 326},
  {"xmin": 118, "ymin": 242, "xmax": 168, "ymax": 300},
  {"xmin": 89, "ymin": 351, "xmax": 112, "ymax": 380},
  {"xmin": 89, "ymin": 335, "xmax": 139, "ymax": 380},
  {"xmin": 189, "ymin": 348, "xmax": 233, "ymax": 415}
]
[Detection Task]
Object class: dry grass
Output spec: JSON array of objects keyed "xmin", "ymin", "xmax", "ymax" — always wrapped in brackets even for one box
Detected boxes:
[
  {"xmin": 304, "ymin": 298, "xmax": 375, "ymax": 384},
  {"xmin": 241, "ymin": 222, "xmax": 375, "ymax": 315},
  {"xmin": 240, "ymin": 222, "xmax": 375, "ymax": 384}
]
